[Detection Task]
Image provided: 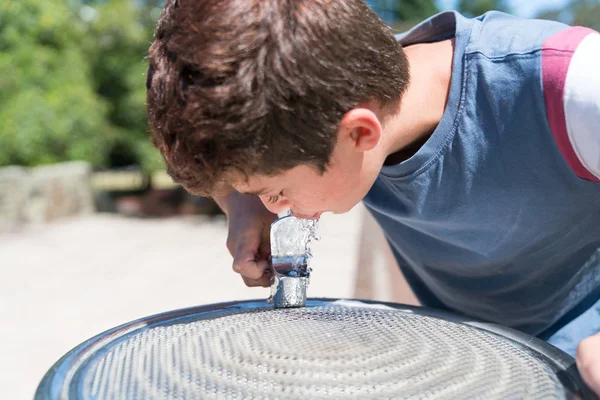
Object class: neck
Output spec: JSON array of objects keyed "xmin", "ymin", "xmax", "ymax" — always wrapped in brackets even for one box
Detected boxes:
[{"xmin": 380, "ymin": 39, "xmax": 455, "ymax": 164}]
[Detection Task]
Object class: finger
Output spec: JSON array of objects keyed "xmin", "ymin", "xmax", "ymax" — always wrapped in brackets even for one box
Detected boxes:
[
  {"xmin": 259, "ymin": 240, "xmax": 271, "ymax": 259},
  {"xmin": 242, "ymin": 273, "xmax": 271, "ymax": 288},
  {"xmin": 225, "ymin": 236, "xmax": 236, "ymax": 256},
  {"xmin": 232, "ymin": 241, "xmax": 269, "ymax": 280},
  {"xmin": 576, "ymin": 333, "xmax": 600, "ymax": 395}
]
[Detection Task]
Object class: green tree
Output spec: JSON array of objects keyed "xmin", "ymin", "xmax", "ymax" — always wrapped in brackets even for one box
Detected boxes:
[
  {"xmin": 457, "ymin": 0, "xmax": 512, "ymax": 17},
  {"xmin": 0, "ymin": 0, "xmax": 164, "ymax": 172},
  {"xmin": 0, "ymin": 0, "xmax": 109, "ymax": 166},
  {"xmin": 537, "ymin": 0, "xmax": 600, "ymax": 31},
  {"xmin": 387, "ymin": 0, "xmax": 439, "ymax": 22},
  {"xmin": 368, "ymin": 0, "xmax": 439, "ymax": 32},
  {"xmin": 82, "ymin": 0, "xmax": 164, "ymax": 172}
]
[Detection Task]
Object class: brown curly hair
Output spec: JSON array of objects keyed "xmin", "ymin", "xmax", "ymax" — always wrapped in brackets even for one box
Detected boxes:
[{"xmin": 146, "ymin": 0, "xmax": 409, "ymax": 196}]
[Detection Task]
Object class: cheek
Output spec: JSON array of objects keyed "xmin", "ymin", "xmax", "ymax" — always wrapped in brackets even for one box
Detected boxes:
[
  {"xmin": 289, "ymin": 185, "xmax": 329, "ymax": 209},
  {"xmin": 292, "ymin": 192, "xmax": 326, "ymax": 209},
  {"xmin": 313, "ymin": 181, "xmax": 344, "ymax": 207},
  {"xmin": 330, "ymin": 176, "xmax": 362, "ymax": 207}
]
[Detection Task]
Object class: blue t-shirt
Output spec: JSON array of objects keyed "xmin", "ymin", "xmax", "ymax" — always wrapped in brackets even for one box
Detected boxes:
[{"xmin": 363, "ymin": 11, "xmax": 600, "ymax": 354}]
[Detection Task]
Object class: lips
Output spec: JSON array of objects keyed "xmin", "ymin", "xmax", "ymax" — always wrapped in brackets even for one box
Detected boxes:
[{"xmin": 292, "ymin": 212, "xmax": 322, "ymax": 219}]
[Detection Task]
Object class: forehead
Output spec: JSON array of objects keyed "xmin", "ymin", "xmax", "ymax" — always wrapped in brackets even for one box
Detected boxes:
[
  {"xmin": 232, "ymin": 164, "xmax": 320, "ymax": 194},
  {"xmin": 231, "ymin": 173, "xmax": 283, "ymax": 195}
]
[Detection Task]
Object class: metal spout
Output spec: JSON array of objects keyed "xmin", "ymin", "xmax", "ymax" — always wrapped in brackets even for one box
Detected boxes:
[
  {"xmin": 270, "ymin": 271, "xmax": 310, "ymax": 308},
  {"xmin": 268, "ymin": 216, "xmax": 312, "ymax": 308}
]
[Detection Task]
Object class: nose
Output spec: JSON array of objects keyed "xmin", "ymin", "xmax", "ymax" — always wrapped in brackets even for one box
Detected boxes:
[{"xmin": 259, "ymin": 196, "xmax": 292, "ymax": 215}]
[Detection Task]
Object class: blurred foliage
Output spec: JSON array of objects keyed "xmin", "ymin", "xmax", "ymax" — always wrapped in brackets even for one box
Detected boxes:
[
  {"xmin": 455, "ymin": 0, "xmax": 599, "ymax": 31},
  {"xmin": 457, "ymin": 0, "xmax": 512, "ymax": 17},
  {"xmin": 0, "ymin": 0, "xmax": 107, "ymax": 166},
  {"xmin": 536, "ymin": 0, "xmax": 600, "ymax": 31},
  {"xmin": 0, "ymin": 0, "xmax": 164, "ymax": 172},
  {"xmin": 368, "ymin": 0, "xmax": 439, "ymax": 31},
  {"xmin": 368, "ymin": 0, "xmax": 439, "ymax": 24}
]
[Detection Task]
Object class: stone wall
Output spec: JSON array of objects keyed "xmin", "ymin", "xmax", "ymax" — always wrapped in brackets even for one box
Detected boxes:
[{"xmin": 0, "ymin": 162, "xmax": 95, "ymax": 232}]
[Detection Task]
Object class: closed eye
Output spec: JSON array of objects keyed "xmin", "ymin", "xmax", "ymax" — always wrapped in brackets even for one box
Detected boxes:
[{"xmin": 266, "ymin": 191, "xmax": 284, "ymax": 203}]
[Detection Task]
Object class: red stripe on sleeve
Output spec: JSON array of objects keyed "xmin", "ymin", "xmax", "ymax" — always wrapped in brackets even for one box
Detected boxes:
[{"xmin": 542, "ymin": 26, "xmax": 599, "ymax": 182}]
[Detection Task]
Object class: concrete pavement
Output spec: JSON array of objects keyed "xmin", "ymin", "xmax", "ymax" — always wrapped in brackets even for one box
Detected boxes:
[{"xmin": 0, "ymin": 206, "xmax": 366, "ymax": 399}]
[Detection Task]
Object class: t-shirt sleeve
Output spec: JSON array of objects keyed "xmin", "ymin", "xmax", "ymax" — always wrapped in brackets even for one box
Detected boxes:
[{"xmin": 542, "ymin": 27, "xmax": 600, "ymax": 182}]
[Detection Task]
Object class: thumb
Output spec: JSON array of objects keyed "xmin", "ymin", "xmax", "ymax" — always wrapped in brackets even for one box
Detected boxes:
[{"xmin": 259, "ymin": 240, "xmax": 272, "ymax": 259}]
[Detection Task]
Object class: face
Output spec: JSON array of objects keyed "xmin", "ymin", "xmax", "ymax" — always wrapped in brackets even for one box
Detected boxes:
[
  {"xmin": 235, "ymin": 161, "xmax": 363, "ymax": 219},
  {"xmin": 234, "ymin": 108, "xmax": 385, "ymax": 218}
]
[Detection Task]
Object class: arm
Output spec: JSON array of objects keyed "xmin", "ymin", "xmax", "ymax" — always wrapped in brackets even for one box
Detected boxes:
[
  {"xmin": 214, "ymin": 191, "xmax": 278, "ymax": 287},
  {"xmin": 543, "ymin": 26, "xmax": 600, "ymax": 395},
  {"xmin": 542, "ymin": 27, "xmax": 600, "ymax": 182}
]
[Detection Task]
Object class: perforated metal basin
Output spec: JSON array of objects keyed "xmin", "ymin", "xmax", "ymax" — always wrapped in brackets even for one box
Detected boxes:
[{"xmin": 36, "ymin": 299, "xmax": 590, "ymax": 399}]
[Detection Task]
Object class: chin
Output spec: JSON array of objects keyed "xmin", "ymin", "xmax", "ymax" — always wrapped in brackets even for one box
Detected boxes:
[
  {"xmin": 336, "ymin": 201, "xmax": 361, "ymax": 215},
  {"xmin": 331, "ymin": 209, "xmax": 349, "ymax": 216},
  {"xmin": 296, "ymin": 213, "xmax": 322, "ymax": 220}
]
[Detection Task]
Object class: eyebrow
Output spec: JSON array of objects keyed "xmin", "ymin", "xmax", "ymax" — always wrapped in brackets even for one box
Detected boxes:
[{"xmin": 239, "ymin": 188, "xmax": 269, "ymax": 196}]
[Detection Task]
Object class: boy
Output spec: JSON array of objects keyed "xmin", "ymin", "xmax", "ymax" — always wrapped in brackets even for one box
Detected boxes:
[{"xmin": 146, "ymin": 0, "xmax": 600, "ymax": 393}]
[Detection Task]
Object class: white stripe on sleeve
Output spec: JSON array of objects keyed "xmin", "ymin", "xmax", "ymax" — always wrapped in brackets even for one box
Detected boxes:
[{"xmin": 563, "ymin": 32, "xmax": 600, "ymax": 180}]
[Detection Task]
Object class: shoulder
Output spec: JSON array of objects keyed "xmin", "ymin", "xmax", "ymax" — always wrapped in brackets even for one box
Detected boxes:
[
  {"xmin": 468, "ymin": 12, "xmax": 569, "ymax": 57},
  {"xmin": 542, "ymin": 27, "xmax": 600, "ymax": 182}
]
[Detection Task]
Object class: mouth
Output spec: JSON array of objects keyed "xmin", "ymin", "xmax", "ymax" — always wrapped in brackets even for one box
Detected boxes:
[{"xmin": 291, "ymin": 212, "xmax": 322, "ymax": 220}]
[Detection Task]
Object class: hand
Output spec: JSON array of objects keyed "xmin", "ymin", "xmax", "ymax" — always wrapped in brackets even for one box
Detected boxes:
[
  {"xmin": 577, "ymin": 332, "xmax": 600, "ymax": 396},
  {"xmin": 218, "ymin": 192, "xmax": 278, "ymax": 287}
]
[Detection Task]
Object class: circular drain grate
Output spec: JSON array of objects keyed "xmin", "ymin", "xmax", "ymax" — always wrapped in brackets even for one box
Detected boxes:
[{"xmin": 36, "ymin": 300, "xmax": 586, "ymax": 399}]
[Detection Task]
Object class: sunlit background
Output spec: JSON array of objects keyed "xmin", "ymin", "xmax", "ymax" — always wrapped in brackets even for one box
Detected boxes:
[{"xmin": 1, "ymin": 0, "xmax": 598, "ymax": 399}]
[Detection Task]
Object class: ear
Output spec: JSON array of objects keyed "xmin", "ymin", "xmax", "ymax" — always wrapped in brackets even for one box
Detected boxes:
[{"xmin": 339, "ymin": 108, "xmax": 382, "ymax": 152}]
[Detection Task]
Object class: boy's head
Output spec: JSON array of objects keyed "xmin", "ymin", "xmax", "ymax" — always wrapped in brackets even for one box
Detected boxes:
[{"xmin": 147, "ymin": 0, "xmax": 409, "ymax": 215}]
